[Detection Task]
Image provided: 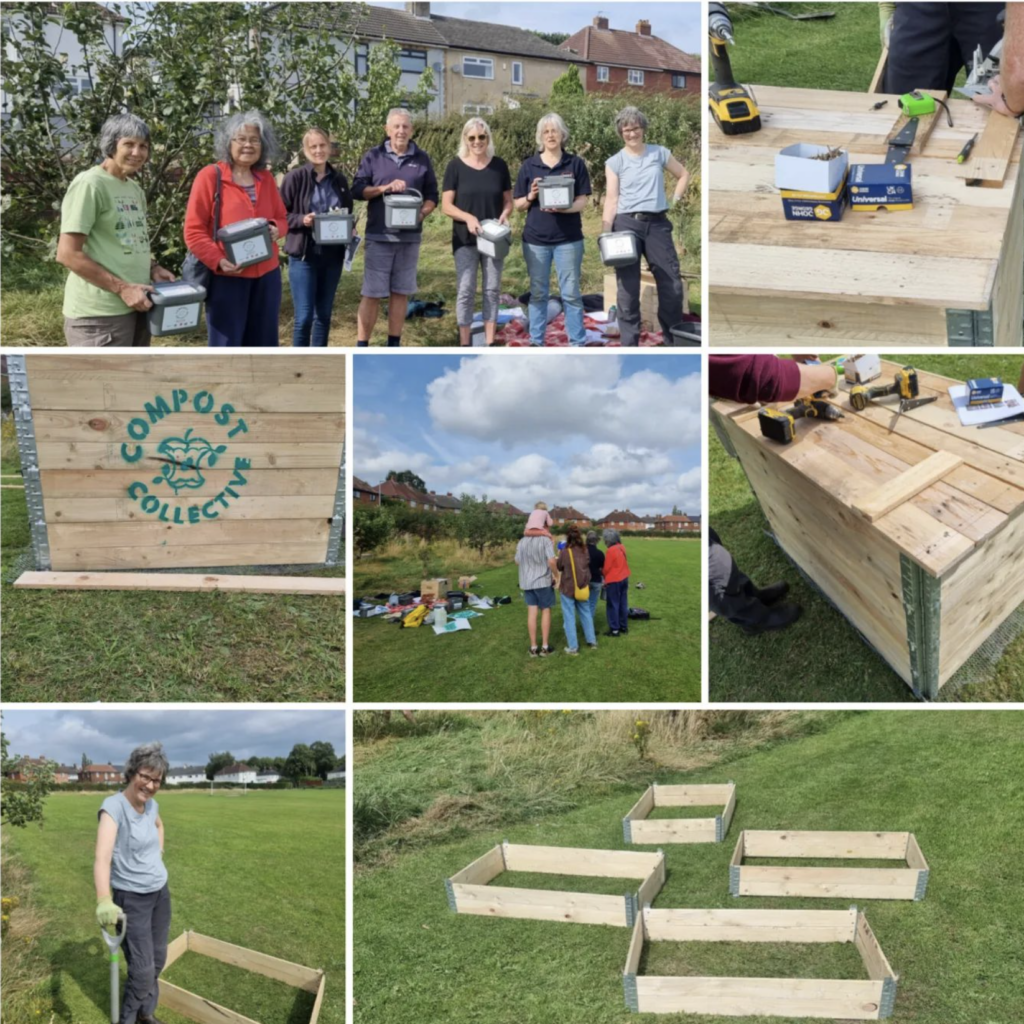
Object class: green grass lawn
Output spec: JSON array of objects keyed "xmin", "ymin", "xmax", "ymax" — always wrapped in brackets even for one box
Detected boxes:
[
  {"xmin": 709, "ymin": 355, "xmax": 1024, "ymax": 703},
  {"xmin": 2, "ymin": 789, "xmax": 343, "ymax": 1024},
  {"xmin": 354, "ymin": 711, "xmax": 1024, "ymax": 1024},
  {"xmin": 0, "ymin": 205, "xmax": 700, "ymax": 347},
  {"xmin": 0, "ymin": 441, "xmax": 344, "ymax": 702},
  {"xmin": 352, "ymin": 538, "xmax": 700, "ymax": 702}
]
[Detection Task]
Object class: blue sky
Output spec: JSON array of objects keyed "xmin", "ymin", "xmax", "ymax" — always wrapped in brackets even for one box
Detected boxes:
[
  {"xmin": 354, "ymin": 354, "xmax": 702, "ymax": 518},
  {"xmin": 373, "ymin": 1, "xmax": 702, "ymax": 53},
  {"xmin": 1, "ymin": 710, "xmax": 345, "ymax": 768}
]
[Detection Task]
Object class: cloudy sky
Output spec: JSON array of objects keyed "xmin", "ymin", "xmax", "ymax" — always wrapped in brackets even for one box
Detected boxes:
[
  {"xmin": 373, "ymin": 1, "xmax": 702, "ymax": 53},
  {"xmin": 2, "ymin": 710, "xmax": 345, "ymax": 768},
  {"xmin": 355, "ymin": 354, "xmax": 701, "ymax": 518}
]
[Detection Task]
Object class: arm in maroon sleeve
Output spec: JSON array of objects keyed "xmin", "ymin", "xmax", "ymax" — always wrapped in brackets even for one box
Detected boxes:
[{"xmin": 708, "ymin": 356, "xmax": 802, "ymax": 405}]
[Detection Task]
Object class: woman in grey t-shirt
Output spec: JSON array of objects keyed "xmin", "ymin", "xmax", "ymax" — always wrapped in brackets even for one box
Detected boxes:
[
  {"xmin": 601, "ymin": 106, "xmax": 691, "ymax": 346},
  {"xmin": 95, "ymin": 742, "xmax": 171, "ymax": 1024}
]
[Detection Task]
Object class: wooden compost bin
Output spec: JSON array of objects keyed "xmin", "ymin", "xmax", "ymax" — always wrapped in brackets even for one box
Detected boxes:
[
  {"xmin": 445, "ymin": 842, "xmax": 665, "ymax": 927},
  {"xmin": 709, "ymin": 86, "xmax": 1023, "ymax": 346},
  {"xmin": 623, "ymin": 783, "xmax": 736, "ymax": 844},
  {"xmin": 730, "ymin": 830, "xmax": 929, "ymax": 900},
  {"xmin": 160, "ymin": 930, "xmax": 325, "ymax": 1024},
  {"xmin": 9, "ymin": 354, "xmax": 345, "ymax": 571},
  {"xmin": 624, "ymin": 906, "xmax": 898, "ymax": 1019},
  {"xmin": 711, "ymin": 360, "xmax": 1024, "ymax": 699}
]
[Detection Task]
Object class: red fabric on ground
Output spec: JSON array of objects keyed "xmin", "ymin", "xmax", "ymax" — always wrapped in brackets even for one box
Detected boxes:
[{"xmin": 496, "ymin": 313, "xmax": 666, "ymax": 347}]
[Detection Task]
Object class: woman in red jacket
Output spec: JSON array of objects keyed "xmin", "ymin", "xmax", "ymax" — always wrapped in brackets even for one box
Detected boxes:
[
  {"xmin": 601, "ymin": 529, "xmax": 631, "ymax": 638},
  {"xmin": 184, "ymin": 110, "xmax": 288, "ymax": 346}
]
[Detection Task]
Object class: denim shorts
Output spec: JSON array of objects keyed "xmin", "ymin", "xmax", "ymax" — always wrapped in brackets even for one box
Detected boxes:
[
  {"xmin": 361, "ymin": 239, "xmax": 420, "ymax": 298},
  {"xmin": 522, "ymin": 586, "xmax": 556, "ymax": 609}
]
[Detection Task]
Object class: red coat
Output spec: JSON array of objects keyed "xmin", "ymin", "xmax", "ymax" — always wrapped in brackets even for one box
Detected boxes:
[
  {"xmin": 184, "ymin": 162, "xmax": 288, "ymax": 278},
  {"xmin": 603, "ymin": 543, "xmax": 630, "ymax": 583}
]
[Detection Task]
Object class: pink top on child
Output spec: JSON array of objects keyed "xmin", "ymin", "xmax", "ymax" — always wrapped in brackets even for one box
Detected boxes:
[{"xmin": 525, "ymin": 509, "xmax": 553, "ymax": 533}]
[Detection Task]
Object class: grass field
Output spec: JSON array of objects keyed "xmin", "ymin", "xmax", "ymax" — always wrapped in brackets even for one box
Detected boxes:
[
  {"xmin": 352, "ymin": 536, "xmax": 701, "ymax": 702},
  {"xmin": 709, "ymin": 355, "xmax": 1024, "ymax": 703},
  {"xmin": 1, "ymin": 789, "xmax": 343, "ymax": 1024},
  {"xmin": 353, "ymin": 710, "xmax": 1024, "ymax": 1024},
  {"xmin": 0, "ymin": 204, "xmax": 700, "ymax": 348},
  {"xmin": 0, "ymin": 429, "xmax": 344, "ymax": 702}
]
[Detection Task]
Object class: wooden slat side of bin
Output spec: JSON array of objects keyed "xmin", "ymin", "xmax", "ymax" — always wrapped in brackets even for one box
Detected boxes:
[{"xmin": 624, "ymin": 783, "xmax": 736, "ymax": 845}]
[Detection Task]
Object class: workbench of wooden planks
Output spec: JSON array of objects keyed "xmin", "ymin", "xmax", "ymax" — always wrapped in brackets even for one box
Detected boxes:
[
  {"xmin": 709, "ymin": 87, "xmax": 1024, "ymax": 347},
  {"xmin": 711, "ymin": 360, "xmax": 1024, "ymax": 698}
]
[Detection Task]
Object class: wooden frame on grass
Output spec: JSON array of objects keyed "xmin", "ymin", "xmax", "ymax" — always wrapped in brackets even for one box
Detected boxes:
[
  {"xmin": 623, "ymin": 782, "xmax": 736, "ymax": 844},
  {"xmin": 623, "ymin": 906, "xmax": 898, "ymax": 1019},
  {"xmin": 730, "ymin": 831, "xmax": 930, "ymax": 900},
  {"xmin": 159, "ymin": 930, "xmax": 326, "ymax": 1024},
  {"xmin": 445, "ymin": 841, "xmax": 666, "ymax": 927}
]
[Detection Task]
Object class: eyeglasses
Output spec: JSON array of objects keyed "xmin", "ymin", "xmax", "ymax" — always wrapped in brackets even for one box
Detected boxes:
[
  {"xmin": 622, "ymin": 126, "xmax": 644, "ymax": 134},
  {"xmin": 232, "ymin": 135, "xmax": 262, "ymax": 146},
  {"xmin": 136, "ymin": 772, "xmax": 162, "ymax": 787},
  {"xmin": 467, "ymin": 134, "xmax": 488, "ymax": 142}
]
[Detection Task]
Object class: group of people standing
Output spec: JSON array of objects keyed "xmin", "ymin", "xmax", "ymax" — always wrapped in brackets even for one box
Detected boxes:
[
  {"xmin": 57, "ymin": 104, "xmax": 690, "ymax": 348},
  {"xmin": 514, "ymin": 504, "xmax": 633, "ymax": 657}
]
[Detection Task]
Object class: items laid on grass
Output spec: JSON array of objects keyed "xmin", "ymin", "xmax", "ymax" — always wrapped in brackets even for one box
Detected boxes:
[{"xmin": 623, "ymin": 783, "xmax": 737, "ymax": 844}]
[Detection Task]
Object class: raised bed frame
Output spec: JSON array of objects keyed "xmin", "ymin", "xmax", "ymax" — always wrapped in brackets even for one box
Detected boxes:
[
  {"xmin": 160, "ymin": 930, "xmax": 325, "ymax": 1024},
  {"xmin": 445, "ymin": 841, "xmax": 666, "ymax": 927},
  {"xmin": 623, "ymin": 782, "xmax": 736, "ymax": 844},
  {"xmin": 623, "ymin": 906, "xmax": 898, "ymax": 1019},
  {"xmin": 730, "ymin": 830, "xmax": 929, "ymax": 900}
]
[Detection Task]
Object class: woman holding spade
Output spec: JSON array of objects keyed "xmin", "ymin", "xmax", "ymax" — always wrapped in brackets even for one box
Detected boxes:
[{"xmin": 95, "ymin": 742, "xmax": 171, "ymax": 1024}]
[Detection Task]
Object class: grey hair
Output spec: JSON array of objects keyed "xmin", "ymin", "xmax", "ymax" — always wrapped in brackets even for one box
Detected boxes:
[
  {"xmin": 214, "ymin": 109, "xmax": 280, "ymax": 169},
  {"xmin": 387, "ymin": 107, "xmax": 413, "ymax": 123},
  {"xmin": 458, "ymin": 117, "xmax": 495, "ymax": 160},
  {"xmin": 615, "ymin": 106, "xmax": 648, "ymax": 138},
  {"xmin": 602, "ymin": 528, "xmax": 622, "ymax": 546},
  {"xmin": 586, "ymin": 530, "xmax": 599, "ymax": 545},
  {"xmin": 123, "ymin": 741, "xmax": 170, "ymax": 784},
  {"xmin": 536, "ymin": 112, "xmax": 569, "ymax": 150},
  {"xmin": 99, "ymin": 113, "xmax": 150, "ymax": 157}
]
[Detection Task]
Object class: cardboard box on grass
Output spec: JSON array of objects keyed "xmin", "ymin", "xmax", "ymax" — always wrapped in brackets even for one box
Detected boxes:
[{"xmin": 421, "ymin": 578, "xmax": 450, "ymax": 600}]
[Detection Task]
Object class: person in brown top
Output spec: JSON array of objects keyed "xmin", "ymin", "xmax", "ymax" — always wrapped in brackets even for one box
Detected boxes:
[{"xmin": 555, "ymin": 524, "xmax": 596, "ymax": 654}]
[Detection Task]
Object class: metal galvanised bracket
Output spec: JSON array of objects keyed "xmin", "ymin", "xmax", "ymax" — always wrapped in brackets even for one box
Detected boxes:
[
  {"xmin": 729, "ymin": 864, "xmax": 741, "ymax": 896},
  {"xmin": 914, "ymin": 869, "xmax": 930, "ymax": 901},
  {"xmin": 8, "ymin": 355, "xmax": 51, "ymax": 570},
  {"xmin": 624, "ymin": 892, "xmax": 639, "ymax": 927},
  {"xmin": 325, "ymin": 440, "xmax": 346, "ymax": 566},
  {"xmin": 444, "ymin": 877, "xmax": 457, "ymax": 912},
  {"xmin": 879, "ymin": 975, "xmax": 898, "ymax": 1018},
  {"xmin": 623, "ymin": 973, "xmax": 639, "ymax": 1012},
  {"xmin": 622, "ymin": 817, "xmax": 633, "ymax": 843},
  {"xmin": 947, "ymin": 307, "xmax": 995, "ymax": 347},
  {"xmin": 900, "ymin": 555, "xmax": 941, "ymax": 701},
  {"xmin": 715, "ymin": 814, "xmax": 724, "ymax": 842}
]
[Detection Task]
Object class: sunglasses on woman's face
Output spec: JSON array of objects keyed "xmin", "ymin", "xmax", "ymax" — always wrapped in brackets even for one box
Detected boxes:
[{"xmin": 467, "ymin": 134, "xmax": 488, "ymax": 142}]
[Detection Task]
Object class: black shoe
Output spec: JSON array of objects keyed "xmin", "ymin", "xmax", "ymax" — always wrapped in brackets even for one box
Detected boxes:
[
  {"xmin": 741, "ymin": 604, "xmax": 803, "ymax": 636},
  {"xmin": 756, "ymin": 581, "xmax": 790, "ymax": 606},
  {"xmin": 529, "ymin": 646, "xmax": 540, "ymax": 658},
  {"xmin": 604, "ymin": 630, "xmax": 620, "ymax": 638},
  {"xmin": 539, "ymin": 645, "xmax": 555, "ymax": 657},
  {"xmin": 620, "ymin": 626, "xmax": 628, "ymax": 634},
  {"xmin": 139, "ymin": 1016, "xmax": 167, "ymax": 1024}
]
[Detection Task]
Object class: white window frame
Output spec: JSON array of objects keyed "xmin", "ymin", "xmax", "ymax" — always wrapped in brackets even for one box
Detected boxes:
[
  {"xmin": 628, "ymin": 69, "xmax": 644, "ymax": 86},
  {"xmin": 462, "ymin": 103, "xmax": 494, "ymax": 115},
  {"xmin": 596, "ymin": 65, "xmax": 609, "ymax": 83},
  {"xmin": 512, "ymin": 61, "xmax": 523, "ymax": 86},
  {"xmin": 672, "ymin": 73, "xmax": 687, "ymax": 89},
  {"xmin": 462, "ymin": 55, "xmax": 494, "ymax": 80}
]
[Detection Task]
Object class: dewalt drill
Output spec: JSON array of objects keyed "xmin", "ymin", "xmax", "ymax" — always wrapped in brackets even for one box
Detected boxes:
[
  {"xmin": 709, "ymin": 2, "xmax": 761, "ymax": 135},
  {"xmin": 758, "ymin": 392, "xmax": 844, "ymax": 445},
  {"xmin": 849, "ymin": 366, "xmax": 918, "ymax": 411}
]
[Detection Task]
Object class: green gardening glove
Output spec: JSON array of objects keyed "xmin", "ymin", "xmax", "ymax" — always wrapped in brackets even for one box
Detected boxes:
[{"xmin": 96, "ymin": 896, "xmax": 121, "ymax": 930}]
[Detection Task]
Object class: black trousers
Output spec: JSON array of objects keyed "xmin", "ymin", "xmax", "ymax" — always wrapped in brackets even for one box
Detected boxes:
[
  {"xmin": 885, "ymin": 2, "xmax": 1005, "ymax": 94},
  {"xmin": 612, "ymin": 213, "xmax": 684, "ymax": 346},
  {"xmin": 112, "ymin": 884, "xmax": 172, "ymax": 1023},
  {"xmin": 708, "ymin": 528, "xmax": 768, "ymax": 629}
]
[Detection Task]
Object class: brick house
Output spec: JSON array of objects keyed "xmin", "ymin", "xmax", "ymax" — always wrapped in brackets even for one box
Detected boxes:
[
  {"xmin": 429, "ymin": 491, "xmax": 463, "ymax": 514},
  {"xmin": 487, "ymin": 500, "xmax": 526, "ymax": 516},
  {"xmin": 655, "ymin": 513, "xmax": 700, "ymax": 533},
  {"xmin": 639, "ymin": 515, "xmax": 659, "ymax": 531},
  {"xmin": 561, "ymin": 16, "xmax": 700, "ymax": 98},
  {"xmin": 80, "ymin": 764, "xmax": 121, "ymax": 784},
  {"xmin": 595, "ymin": 509, "xmax": 645, "ymax": 530},
  {"xmin": 550, "ymin": 505, "xmax": 591, "ymax": 528},
  {"xmin": 377, "ymin": 479, "xmax": 436, "ymax": 511},
  {"xmin": 353, "ymin": 476, "xmax": 380, "ymax": 506}
]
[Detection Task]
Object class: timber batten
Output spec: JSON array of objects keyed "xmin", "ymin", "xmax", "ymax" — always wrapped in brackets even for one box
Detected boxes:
[{"xmin": 623, "ymin": 782, "xmax": 736, "ymax": 844}]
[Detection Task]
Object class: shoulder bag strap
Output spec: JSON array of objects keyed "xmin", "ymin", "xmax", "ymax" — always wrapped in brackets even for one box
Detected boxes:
[
  {"xmin": 212, "ymin": 166, "xmax": 222, "ymax": 241},
  {"xmin": 569, "ymin": 546, "xmax": 580, "ymax": 589}
]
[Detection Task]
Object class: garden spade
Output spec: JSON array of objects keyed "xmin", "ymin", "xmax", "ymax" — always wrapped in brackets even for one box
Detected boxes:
[{"xmin": 100, "ymin": 912, "xmax": 127, "ymax": 1024}]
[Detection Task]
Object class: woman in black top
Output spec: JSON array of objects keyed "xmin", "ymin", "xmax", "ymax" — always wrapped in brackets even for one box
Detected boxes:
[
  {"xmin": 280, "ymin": 127, "xmax": 353, "ymax": 346},
  {"xmin": 441, "ymin": 118, "xmax": 512, "ymax": 346},
  {"xmin": 586, "ymin": 530, "xmax": 606, "ymax": 631}
]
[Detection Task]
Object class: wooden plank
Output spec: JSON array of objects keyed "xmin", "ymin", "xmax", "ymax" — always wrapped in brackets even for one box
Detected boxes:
[
  {"xmin": 14, "ymin": 571, "xmax": 345, "ymax": 596},
  {"xmin": 955, "ymin": 110, "xmax": 1022, "ymax": 184},
  {"xmin": 451, "ymin": 883, "xmax": 626, "ymax": 926},
  {"xmin": 854, "ymin": 451, "xmax": 964, "ymax": 522},
  {"xmin": 630, "ymin": 818, "xmax": 718, "ymax": 844},
  {"xmin": 39, "ymin": 468, "xmax": 338, "ymax": 498},
  {"xmin": 855, "ymin": 912, "xmax": 897, "ymax": 981},
  {"xmin": 164, "ymin": 930, "xmax": 190, "ymax": 969},
  {"xmin": 653, "ymin": 784, "xmax": 734, "ymax": 806},
  {"xmin": 905, "ymin": 833, "xmax": 928, "ymax": 871},
  {"xmin": 188, "ymin": 932, "xmax": 322, "ymax": 993},
  {"xmin": 47, "ymin": 541, "xmax": 329, "ymax": 571},
  {"xmin": 43, "ymin": 494, "xmax": 335, "ymax": 524},
  {"xmin": 449, "ymin": 845, "xmax": 505, "ymax": 886},
  {"xmin": 48, "ymin": 518, "xmax": 329, "ymax": 551},
  {"xmin": 721, "ymin": 785, "xmax": 737, "ymax": 838},
  {"xmin": 624, "ymin": 915, "xmax": 644, "ymax": 976},
  {"xmin": 991, "ymin": 163, "xmax": 1024, "ymax": 344},
  {"xmin": 624, "ymin": 785, "xmax": 655, "ymax": 821},
  {"xmin": 35, "ymin": 442, "xmax": 344, "ymax": 471},
  {"xmin": 308, "ymin": 973, "xmax": 326, "ymax": 1024},
  {"xmin": 730, "ymin": 833, "xmax": 744, "ymax": 870},
  {"xmin": 884, "ymin": 88, "xmax": 948, "ymax": 157},
  {"xmin": 157, "ymin": 979, "xmax": 263, "ymax": 1024},
  {"xmin": 868, "ymin": 47, "xmax": 887, "ymax": 94},
  {"xmin": 636, "ymin": 854, "xmax": 666, "ymax": 907},
  {"xmin": 737, "ymin": 866, "xmax": 920, "ymax": 900},
  {"xmin": 742, "ymin": 831, "xmax": 910, "ymax": 859},
  {"xmin": 501, "ymin": 843, "xmax": 661, "ymax": 879},
  {"xmin": 644, "ymin": 908, "xmax": 856, "ymax": 944}
]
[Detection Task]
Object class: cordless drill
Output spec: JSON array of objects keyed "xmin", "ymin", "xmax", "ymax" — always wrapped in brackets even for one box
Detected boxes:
[
  {"xmin": 849, "ymin": 366, "xmax": 919, "ymax": 411},
  {"xmin": 709, "ymin": 2, "xmax": 762, "ymax": 135},
  {"xmin": 758, "ymin": 392, "xmax": 844, "ymax": 445}
]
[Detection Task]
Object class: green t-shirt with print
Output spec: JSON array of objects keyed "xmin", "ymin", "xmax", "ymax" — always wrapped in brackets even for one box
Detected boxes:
[{"xmin": 61, "ymin": 165, "xmax": 152, "ymax": 318}]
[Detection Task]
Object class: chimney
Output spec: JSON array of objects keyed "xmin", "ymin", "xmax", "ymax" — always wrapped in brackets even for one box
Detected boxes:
[
  {"xmin": 406, "ymin": 2, "xmax": 430, "ymax": 19},
  {"xmin": 636, "ymin": 19, "xmax": 651, "ymax": 35},
  {"xmin": 593, "ymin": 15, "xmax": 609, "ymax": 30}
]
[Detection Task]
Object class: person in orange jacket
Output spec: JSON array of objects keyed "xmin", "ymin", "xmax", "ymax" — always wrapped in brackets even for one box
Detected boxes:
[
  {"xmin": 184, "ymin": 110, "xmax": 288, "ymax": 346},
  {"xmin": 601, "ymin": 529, "xmax": 631, "ymax": 637}
]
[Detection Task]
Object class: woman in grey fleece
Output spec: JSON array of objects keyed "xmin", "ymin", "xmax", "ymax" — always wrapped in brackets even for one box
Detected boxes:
[{"xmin": 95, "ymin": 741, "xmax": 172, "ymax": 1024}]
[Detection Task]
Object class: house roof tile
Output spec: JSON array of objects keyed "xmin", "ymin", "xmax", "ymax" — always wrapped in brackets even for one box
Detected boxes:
[{"xmin": 561, "ymin": 24, "xmax": 700, "ymax": 74}]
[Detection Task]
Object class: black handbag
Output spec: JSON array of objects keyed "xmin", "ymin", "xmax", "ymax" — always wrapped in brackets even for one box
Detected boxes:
[{"xmin": 181, "ymin": 166, "xmax": 222, "ymax": 289}]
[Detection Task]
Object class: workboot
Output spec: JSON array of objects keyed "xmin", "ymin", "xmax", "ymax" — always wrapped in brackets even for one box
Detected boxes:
[
  {"xmin": 741, "ymin": 603, "xmax": 803, "ymax": 636},
  {"xmin": 755, "ymin": 581, "xmax": 790, "ymax": 606}
]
